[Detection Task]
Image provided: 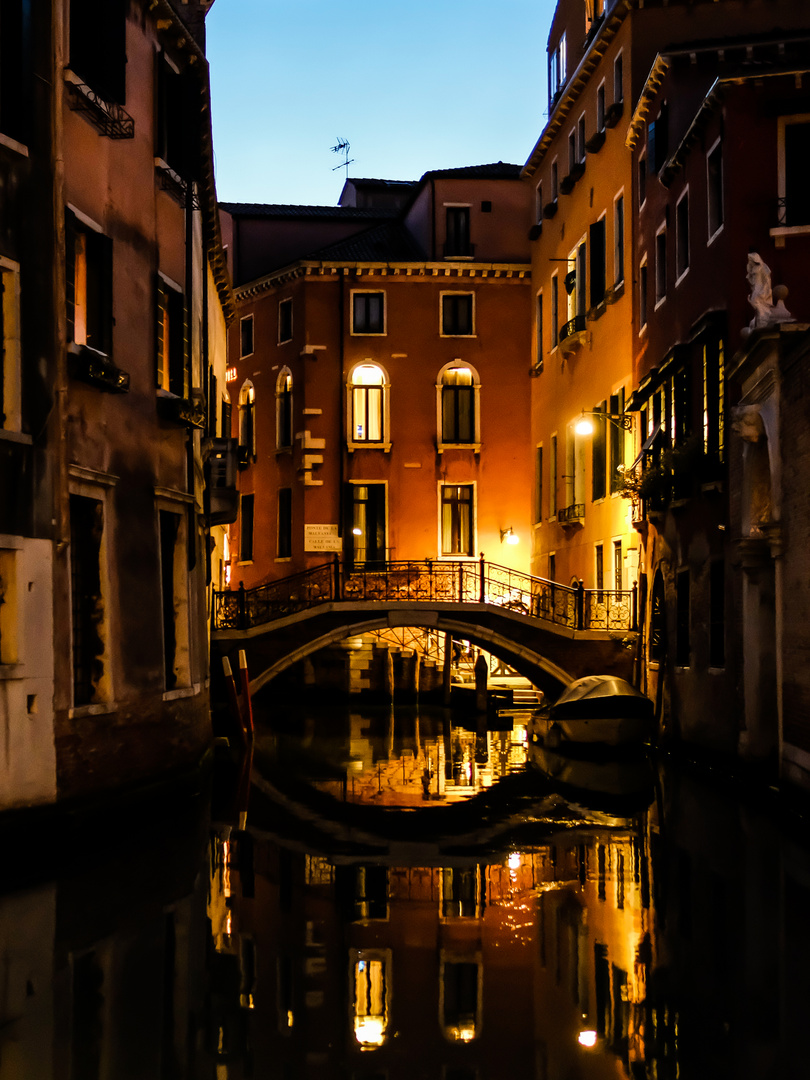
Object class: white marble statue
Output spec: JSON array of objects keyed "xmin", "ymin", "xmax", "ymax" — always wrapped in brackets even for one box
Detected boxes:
[{"xmin": 744, "ymin": 252, "xmax": 795, "ymax": 334}]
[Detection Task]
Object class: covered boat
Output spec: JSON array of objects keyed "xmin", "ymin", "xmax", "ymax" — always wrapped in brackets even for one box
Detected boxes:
[{"xmin": 534, "ymin": 675, "xmax": 654, "ymax": 748}]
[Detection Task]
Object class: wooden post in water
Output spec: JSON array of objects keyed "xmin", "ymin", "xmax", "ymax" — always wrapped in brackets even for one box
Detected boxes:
[{"xmin": 443, "ymin": 632, "xmax": 452, "ymax": 706}]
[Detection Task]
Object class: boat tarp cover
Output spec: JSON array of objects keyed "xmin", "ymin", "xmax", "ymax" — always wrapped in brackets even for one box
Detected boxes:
[{"xmin": 550, "ymin": 676, "xmax": 654, "ymax": 721}]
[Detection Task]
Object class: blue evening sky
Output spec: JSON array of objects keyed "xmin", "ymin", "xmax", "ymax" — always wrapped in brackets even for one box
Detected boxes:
[{"xmin": 206, "ymin": 0, "xmax": 557, "ymax": 207}]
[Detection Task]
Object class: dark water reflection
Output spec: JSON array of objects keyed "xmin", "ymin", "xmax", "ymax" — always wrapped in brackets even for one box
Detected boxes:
[{"xmin": 3, "ymin": 703, "xmax": 810, "ymax": 1079}]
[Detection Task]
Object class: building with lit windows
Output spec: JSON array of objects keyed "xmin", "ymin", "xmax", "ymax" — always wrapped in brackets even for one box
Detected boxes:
[
  {"xmin": 219, "ymin": 165, "xmax": 532, "ymax": 591},
  {"xmin": 0, "ymin": 0, "xmax": 234, "ymax": 811},
  {"xmin": 627, "ymin": 36, "xmax": 810, "ymax": 775},
  {"xmin": 524, "ymin": 0, "xmax": 810, "ymax": 777}
]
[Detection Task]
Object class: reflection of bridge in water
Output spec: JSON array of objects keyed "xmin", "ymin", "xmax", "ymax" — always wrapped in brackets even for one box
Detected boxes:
[{"xmin": 213, "ymin": 558, "xmax": 640, "ymax": 696}]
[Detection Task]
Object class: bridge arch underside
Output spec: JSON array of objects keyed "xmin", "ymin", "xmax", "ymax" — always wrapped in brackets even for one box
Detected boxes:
[{"xmin": 212, "ymin": 602, "xmax": 637, "ymax": 701}]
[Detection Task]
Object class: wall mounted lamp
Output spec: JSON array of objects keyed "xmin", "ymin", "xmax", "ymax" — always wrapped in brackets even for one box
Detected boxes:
[
  {"xmin": 574, "ymin": 410, "xmax": 633, "ymax": 436},
  {"xmin": 500, "ymin": 527, "xmax": 520, "ymax": 545}
]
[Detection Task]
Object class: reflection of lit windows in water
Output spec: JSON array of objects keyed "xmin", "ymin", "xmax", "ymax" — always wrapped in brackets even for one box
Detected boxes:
[{"xmin": 353, "ymin": 955, "xmax": 389, "ymax": 1047}]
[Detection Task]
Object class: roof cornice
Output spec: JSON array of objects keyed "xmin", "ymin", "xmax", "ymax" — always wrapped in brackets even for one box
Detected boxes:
[
  {"xmin": 522, "ymin": 0, "xmax": 632, "ymax": 179},
  {"xmin": 235, "ymin": 261, "xmax": 531, "ymax": 302},
  {"xmin": 150, "ymin": 0, "xmax": 236, "ymax": 324}
]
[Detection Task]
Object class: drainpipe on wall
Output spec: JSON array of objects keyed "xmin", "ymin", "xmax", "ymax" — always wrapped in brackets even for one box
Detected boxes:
[{"xmin": 338, "ymin": 267, "xmax": 346, "ymax": 559}]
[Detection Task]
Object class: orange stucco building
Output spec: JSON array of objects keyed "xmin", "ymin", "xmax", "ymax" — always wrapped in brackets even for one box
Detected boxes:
[{"xmin": 220, "ymin": 166, "xmax": 533, "ymax": 590}]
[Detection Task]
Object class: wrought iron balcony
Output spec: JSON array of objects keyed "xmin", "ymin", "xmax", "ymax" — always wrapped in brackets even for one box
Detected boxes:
[
  {"xmin": 66, "ymin": 80, "xmax": 134, "ymax": 139},
  {"xmin": 558, "ymin": 502, "xmax": 585, "ymax": 524},
  {"xmin": 559, "ymin": 314, "xmax": 587, "ymax": 342}
]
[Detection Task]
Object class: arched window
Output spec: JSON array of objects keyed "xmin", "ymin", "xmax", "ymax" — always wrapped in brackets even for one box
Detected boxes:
[
  {"xmin": 276, "ymin": 368, "xmax": 292, "ymax": 449},
  {"xmin": 238, "ymin": 380, "xmax": 256, "ymax": 463},
  {"xmin": 437, "ymin": 362, "xmax": 480, "ymax": 449},
  {"xmin": 348, "ymin": 363, "xmax": 389, "ymax": 447}
]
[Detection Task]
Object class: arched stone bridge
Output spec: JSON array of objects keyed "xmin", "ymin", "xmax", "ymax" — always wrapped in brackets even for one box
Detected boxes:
[{"xmin": 211, "ymin": 559, "xmax": 639, "ymax": 698}]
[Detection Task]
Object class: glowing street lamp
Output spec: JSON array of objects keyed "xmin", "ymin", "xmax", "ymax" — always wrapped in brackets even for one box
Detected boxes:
[{"xmin": 574, "ymin": 409, "xmax": 633, "ymax": 436}]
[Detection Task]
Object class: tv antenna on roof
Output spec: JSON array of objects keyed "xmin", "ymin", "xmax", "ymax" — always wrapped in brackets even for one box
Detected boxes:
[{"xmin": 331, "ymin": 137, "xmax": 355, "ymax": 180}]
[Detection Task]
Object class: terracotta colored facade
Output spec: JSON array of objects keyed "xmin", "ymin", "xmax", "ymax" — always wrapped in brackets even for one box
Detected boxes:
[
  {"xmin": 0, "ymin": 0, "xmax": 234, "ymax": 811},
  {"xmin": 524, "ymin": 0, "xmax": 810, "ymax": 782},
  {"xmin": 221, "ymin": 167, "xmax": 533, "ymax": 591}
]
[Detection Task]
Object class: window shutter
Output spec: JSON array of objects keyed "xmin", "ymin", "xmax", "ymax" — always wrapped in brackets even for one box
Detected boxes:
[
  {"xmin": 181, "ymin": 294, "xmax": 190, "ymax": 399},
  {"xmin": 589, "ymin": 219, "xmax": 606, "ymax": 307},
  {"xmin": 65, "ymin": 210, "xmax": 76, "ymax": 342},
  {"xmin": 99, "ymin": 232, "xmax": 113, "ymax": 356}
]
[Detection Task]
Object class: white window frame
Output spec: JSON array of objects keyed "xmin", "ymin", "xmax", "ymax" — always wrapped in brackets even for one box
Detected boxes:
[
  {"xmin": 551, "ymin": 272, "xmax": 559, "ymax": 349},
  {"xmin": 535, "ymin": 289, "xmax": 544, "ymax": 369},
  {"xmin": 439, "ymin": 291, "xmax": 475, "ymax": 338},
  {"xmin": 549, "ymin": 432, "xmax": 558, "ymax": 521},
  {"xmin": 577, "ymin": 112, "xmax": 587, "ymax": 163},
  {"xmin": 613, "ymin": 49, "xmax": 624, "ymax": 104},
  {"xmin": 437, "ymin": 480, "xmax": 477, "ymax": 560},
  {"xmin": 67, "ymin": 467, "xmax": 118, "ymax": 716},
  {"xmin": 613, "ymin": 189, "xmax": 625, "ymax": 287},
  {"xmin": 155, "ymin": 489, "xmax": 193, "ymax": 698},
  {"xmin": 638, "ymin": 152, "xmax": 647, "ymax": 211},
  {"xmin": 436, "ymin": 360, "xmax": 481, "ymax": 452},
  {"xmin": 347, "ymin": 360, "xmax": 391, "ymax": 452},
  {"xmin": 675, "ymin": 186, "xmax": 690, "ymax": 286},
  {"xmin": 278, "ymin": 298, "xmax": 293, "ymax": 344},
  {"xmin": 639, "ymin": 254, "xmax": 648, "ymax": 333},
  {"xmin": 596, "ymin": 79, "xmax": 606, "ymax": 133},
  {"xmin": 535, "ymin": 181, "xmax": 544, "ymax": 224},
  {"xmin": 772, "ymin": 113, "xmax": 810, "ymax": 242},
  {"xmin": 275, "ymin": 366, "xmax": 293, "ymax": 451},
  {"xmin": 350, "ymin": 289, "xmax": 386, "ymax": 336},
  {"xmin": 706, "ymin": 135, "xmax": 724, "ymax": 245},
  {"xmin": 654, "ymin": 224, "xmax": 667, "ymax": 309},
  {"xmin": 240, "ymin": 313, "xmax": 254, "ymax": 358}
]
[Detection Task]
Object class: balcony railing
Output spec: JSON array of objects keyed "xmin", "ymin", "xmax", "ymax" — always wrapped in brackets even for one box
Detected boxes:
[
  {"xmin": 558, "ymin": 503, "xmax": 585, "ymax": 524},
  {"xmin": 559, "ymin": 314, "xmax": 587, "ymax": 342}
]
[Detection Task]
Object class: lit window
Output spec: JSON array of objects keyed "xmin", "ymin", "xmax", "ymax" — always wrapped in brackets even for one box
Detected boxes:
[
  {"xmin": 439, "ymin": 364, "xmax": 477, "ymax": 445},
  {"xmin": 276, "ymin": 368, "xmax": 292, "ymax": 449},
  {"xmin": 352, "ymin": 291, "xmax": 385, "ymax": 334},
  {"xmin": 238, "ymin": 380, "xmax": 256, "ymax": 462},
  {"xmin": 349, "ymin": 363, "xmax": 386, "ymax": 444},
  {"xmin": 441, "ymin": 293, "xmax": 473, "ymax": 336},
  {"xmin": 441, "ymin": 484, "xmax": 474, "ymax": 557},
  {"xmin": 156, "ymin": 277, "xmax": 187, "ymax": 396},
  {"xmin": 66, "ymin": 210, "xmax": 113, "ymax": 358},
  {"xmin": 352, "ymin": 954, "xmax": 389, "ymax": 1047}
]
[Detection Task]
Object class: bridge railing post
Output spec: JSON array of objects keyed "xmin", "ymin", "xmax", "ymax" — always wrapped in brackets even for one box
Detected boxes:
[
  {"xmin": 237, "ymin": 581, "xmax": 247, "ymax": 630},
  {"xmin": 333, "ymin": 553, "xmax": 341, "ymax": 600},
  {"xmin": 479, "ymin": 553, "xmax": 486, "ymax": 604},
  {"xmin": 576, "ymin": 580, "xmax": 585, "ymax": 630}
]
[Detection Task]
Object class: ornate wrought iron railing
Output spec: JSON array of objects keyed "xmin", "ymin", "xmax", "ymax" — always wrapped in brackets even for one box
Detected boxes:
[{"xmin": 214, "ymin": 556, "xmax": 638, "ymax": 635}]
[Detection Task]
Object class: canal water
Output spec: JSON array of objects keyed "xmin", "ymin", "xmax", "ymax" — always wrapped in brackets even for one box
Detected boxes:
[{"xmin": 2, "ymin": 701, "xmax": 809, "ymax": 1079}]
